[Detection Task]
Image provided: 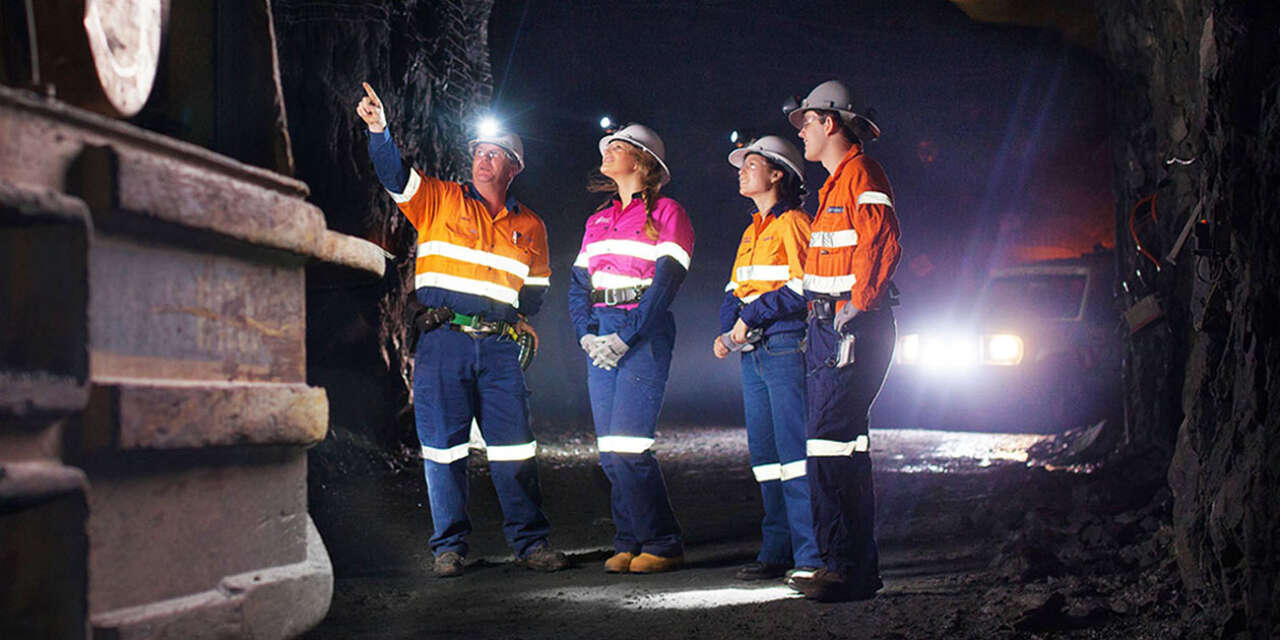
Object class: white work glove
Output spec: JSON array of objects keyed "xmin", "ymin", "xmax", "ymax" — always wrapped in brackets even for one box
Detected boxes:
[
  {"xmin": 356, "ymin": 82, "xmax": 387, "ymax": 133},
  {"xmin": 580, "ymin": 333, "xmax": 598, "ymax": 354},
  {"xmin": 834, "ymin": 303, "xmax": 861, "ymax": 335},
  {"xmin": 590, "ymin": 333, "xmax": 629, "ymax": 370}
]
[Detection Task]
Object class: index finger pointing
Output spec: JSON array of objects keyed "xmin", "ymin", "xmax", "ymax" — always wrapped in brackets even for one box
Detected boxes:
[{"xmin": 362, "ymin": 82, "xmax": 381, "ymax": 104}]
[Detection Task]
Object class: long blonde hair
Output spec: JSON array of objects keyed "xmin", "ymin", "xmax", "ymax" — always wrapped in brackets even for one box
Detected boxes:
[{"xmin": 588, "ymin": 142, "xmax": 664, "ymax": 241}]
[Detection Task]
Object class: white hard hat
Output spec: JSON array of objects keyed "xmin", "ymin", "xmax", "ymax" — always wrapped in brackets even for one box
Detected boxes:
[
  {"xmin": 787, "ymin": 80, "xmax": 881, "ymax": 140},
  {"xmin": 469, "ymin": 132, "xmax": 525, "ymax": 172},
  {"xmin": 599, "ymin": 123, "xmax": 670, "ymax": 185},
  {"xmin": 728, "ymin": 135, "xmax": 805, "ymax": 186}
]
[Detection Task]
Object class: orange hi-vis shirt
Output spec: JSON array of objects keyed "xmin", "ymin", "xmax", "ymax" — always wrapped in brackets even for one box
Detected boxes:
[
  {"xmin": 804, "ymin": 145, "xmax": 901, "ymax": 312},
  {"xmin": 727, "ymin": 207, "xmax": 811, "ymax": 304},
  {"xmin": 389, "ymin": 169, "xmax": 550, "ymax": 322}
]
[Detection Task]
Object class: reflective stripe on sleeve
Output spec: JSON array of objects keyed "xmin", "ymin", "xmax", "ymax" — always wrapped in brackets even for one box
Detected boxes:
[
  {"xmin": 752, "ymin": 463, "xmax": 782, "ymax": 482},
  {"xmin": 597, "ymin": 435, "xmax": 656, "ymax": 454},
  {"xmin": 485, "ymin": 441, "xmax": 538, "ymax": 462},
  {"xmin": 736, "ymin": 264, "xmax": 791, "ymax": 282},
  {"xmin": 573, "ymin": 252, "xmax": 590, "ymax": 268},
  {"xmin": 655, "ymin": 242, "xmax": 692, "ymax": 269},
  {"xmin": 525, "ymin": 276, "xmax": 550, "ymax": 286},
  {"xmin": 857, "ymin": 191, "xmax": 893, "ymax": 208},
  {"xmin": 416, "ymin": 272, "xmax": 519, "ymax": 306},
  {"xmin": 421, "ymin": 442, "xmax": 471, "ymax": 464},
  {"xmin": 785, "ymin": 278, "xmax": 804, "ymax": 295},
  {"xmin": 389, "ymin": 169, "xmax": 422, "ymax": 203},
  {"xmin": 806, "ymin": 435, "xmax": 870, "ymax": 456},
  {"xmin": 740, "ymin": 293, "xmax": 761, "ymax": 303},
  {"xmin": 724, "ymin": 281, "xmax": 738, "ymax": 293},
  {"xmin": 779, "ymin": 459, "xmax": 807, "ymax": 480},
  {"xmin": 802, "ymin": 273, "xmax": 857, "ymax": 294},
  {"xmin": 810, "ymin": 229, "xmax": 858, "ymax": 248}
]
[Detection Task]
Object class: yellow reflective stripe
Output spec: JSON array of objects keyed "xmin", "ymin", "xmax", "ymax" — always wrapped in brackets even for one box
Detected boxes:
[
  {"xmin": 421, "ymin": 442, "xmax": 470, "ymax": 464},
  {"xmin": 779, "ymin": 459, "xmax": 808, "ymax": 480},
  {"xmin": 811, "ymin": 229, "xmax": 858, "ymax": 248},
  {"xmin": 415, "ymin": 272, "xmax": 519, "ymax": 306},
  {"xmin": 580, "ymin": 239, "xmax": 692, "ymax": 269},
  {"xmin": 590, "ymin": 271, "xmax": 653, "ymax": 290},
  {"xmin": 752, "ymin": 463, "xmax": 782, "ymax": 482},
  {"xmin": 785, "ymin": 278, "xmax": 804, "ymax": 295},
  {"xmin": 389, "ymin": 169, "xmax": 422, "ymax": 203},
  {"xmin": 857, "ymin": 191, "xmax": 893, "ymax": 208},
  {"xmin": 525, "ymin": 276, "xmax": 550, "ymax": 286},
  {"xmin": 736, "ymin": 264, "xmax": 791, "ymax": 282},
  {"xmin": 806, "ymin": 435, "xmax": 870, "ymax": 456},
  {"xmin": 597, "ymin": 435, "xmax": 655, "ymax": 453},
  {"xmin": 802, "ymin": 273, "xmax": 857, "ymax": 294},
  {"xmin": 418, "ymin": 240, "xmax": 530, "ymax": 279},
  {"xmin": 486, "ymin": 441, "xmax": 538, "ymax": 461}
]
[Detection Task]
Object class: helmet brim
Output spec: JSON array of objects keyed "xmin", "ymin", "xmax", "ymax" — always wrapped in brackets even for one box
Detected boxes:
[{"xmin": 598, "ymin": 134, "xmax": 671, "ymax": 185}]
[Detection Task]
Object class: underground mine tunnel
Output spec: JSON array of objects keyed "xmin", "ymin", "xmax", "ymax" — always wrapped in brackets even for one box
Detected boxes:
[{"xmin": 1, "ymin": 1, "xmax": 1276, "ymax": 638}]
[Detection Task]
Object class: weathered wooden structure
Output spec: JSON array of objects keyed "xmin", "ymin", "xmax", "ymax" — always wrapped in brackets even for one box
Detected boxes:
[{"xmin": 0, "ymin": 2, "xmax": 382, "ymax": 637}]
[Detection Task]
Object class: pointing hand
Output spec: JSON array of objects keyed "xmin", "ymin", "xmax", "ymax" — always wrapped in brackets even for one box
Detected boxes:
[{"xmin": 356, "ymin": 82, "xmax": 387, "ymax": 133}]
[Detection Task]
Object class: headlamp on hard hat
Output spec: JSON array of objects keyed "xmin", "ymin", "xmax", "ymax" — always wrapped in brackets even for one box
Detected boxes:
[
  {"xmin": 730, "ymin": 129, "xmax": 759, "ymax": 149},
  {"xmin": 599, "ymin": 115, "xmax": 621, "ymax": 134},
  {"xmin": 476, "ymin": 115, "xmax": 502, "ymax": 138},
  {"xmin": 781, "ymin": 95, "xmax": 802, "ymax": 116}
]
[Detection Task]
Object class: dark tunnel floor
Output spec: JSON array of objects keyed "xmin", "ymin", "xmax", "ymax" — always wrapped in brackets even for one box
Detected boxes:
[{"xmin": 305, "ymin": 427, "xmax": 1184, "ymax": 639}]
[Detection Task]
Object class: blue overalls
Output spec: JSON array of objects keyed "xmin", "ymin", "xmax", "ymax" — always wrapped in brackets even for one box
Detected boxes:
[
  {"xmin": 720, "ymin": 205, "xmax": 822, "ymax": 570},
  {"xmin": 370, "ymin": 129, "xmax": 554, "ymax": 560},
  {"xmin": 569, "ymin": 196, "xmax": 695, "ymax": 558}
]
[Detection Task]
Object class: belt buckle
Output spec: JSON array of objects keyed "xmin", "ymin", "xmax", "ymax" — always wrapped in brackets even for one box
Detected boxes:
[{"xmin": 603, "ymin": 288, "xmax": 617, "ymax": 306}]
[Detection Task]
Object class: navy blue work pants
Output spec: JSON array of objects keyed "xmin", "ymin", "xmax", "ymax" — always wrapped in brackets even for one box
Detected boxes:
[
  {"xmin": 741, "ymin": 330, "xmax": 821, "ymax": 568},
  {"xmin": 413, "ymin": 327, "xmax": 550, "ymax": 559},
  {"xmin": 586, "ymin": 308, "xmax": 684, "ymax": 557},
  {"xmin": 804, "ymin": 307, "xmax": 895, "ymax": 584}
]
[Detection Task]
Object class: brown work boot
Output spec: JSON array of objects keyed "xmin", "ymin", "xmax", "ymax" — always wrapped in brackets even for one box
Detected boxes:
[
  {"xmin": 801, "ymin": 569, "xmax": 883, "ymax": 602},
  {"xmin": 433, "ymin": 551, "xmax": 465, "ymax": 578},
  {"xmin": 515, "ymin": 545, "xmax": 570, "ymax": 572},
  {"xmin": 604, "ymin": 552, "xmax": 635, "ymax": 573},
  {"xmin": 628, "ymin": 552, "xmax": 683, "ymax": 574},
  {"xmin": 735, "ymin": 562, "xmax": 790, "ymax": 581}
]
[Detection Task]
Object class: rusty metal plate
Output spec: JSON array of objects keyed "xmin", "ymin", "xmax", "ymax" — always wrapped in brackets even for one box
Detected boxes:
[
  {"xmin": 81, "ymin": 381, "xmax": 328, "ymax": 451},
  {"xmin": 89, "ymin": 235, "xmax": 305, "ymax": 383}
]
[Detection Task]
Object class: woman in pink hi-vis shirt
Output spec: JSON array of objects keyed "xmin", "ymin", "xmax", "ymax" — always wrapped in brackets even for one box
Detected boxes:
[{"xmin": 568, "ymin": 123, "xmax": 695, "ymax": 574}]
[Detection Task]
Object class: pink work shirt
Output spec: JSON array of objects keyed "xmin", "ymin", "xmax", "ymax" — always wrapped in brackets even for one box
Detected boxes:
[{"xmin": 574, "ymin": 196, "xmax": 695, "ymax": 308}]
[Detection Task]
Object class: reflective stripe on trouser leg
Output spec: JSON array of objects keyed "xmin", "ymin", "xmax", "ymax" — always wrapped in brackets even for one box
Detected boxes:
[
  {"xmin": 743, "ymin": 330, "xmax": 820, "ymax": 567},
  {"xmin": 414, "ymin": 328, "xmax": 550, "ymax": 557},
  {"xmin": 804, "ymin": 309, "xmax": 895, "ymax": 581},
  {"xmin": 414, "ymin": 329, "xmax": 476, "ymax": 556},
  {"xmin": 587, "ymin": 308, "xmax": 683, "ymax": 557},
  {"xmin": 474, "ymin": 331, "xmax": 549, "ymax": 558}
]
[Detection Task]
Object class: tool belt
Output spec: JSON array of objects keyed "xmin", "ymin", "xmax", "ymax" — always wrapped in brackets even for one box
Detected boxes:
[
  {"xmin": 444, "ymin": 312, "xmax": 520, "ymax": 341},
  {"xmin": 590, "ymin": 285, "xmax": 648, "ymax": 306}
]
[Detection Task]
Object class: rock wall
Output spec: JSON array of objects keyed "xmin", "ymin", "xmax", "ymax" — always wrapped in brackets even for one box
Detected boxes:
[
  {"xmin": 269, "ymin": 0, "xmax": 494, "ymax": 570},
  {"xmin": 1095, "ymin": 2, "xmax": 1279, "ymax": 636}
]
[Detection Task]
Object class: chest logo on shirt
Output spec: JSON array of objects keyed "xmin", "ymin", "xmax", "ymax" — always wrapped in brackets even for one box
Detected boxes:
[
  {"xmin": 826, "ymin": 206, "xmax": 845, "ymax": 214},
  {"xmin": 760, "ymin": 235, "xmax": 774, "ymax": 242},
  {"xmin": 593, "ymin": 217, "xmax": 612, "ymax": 225}
]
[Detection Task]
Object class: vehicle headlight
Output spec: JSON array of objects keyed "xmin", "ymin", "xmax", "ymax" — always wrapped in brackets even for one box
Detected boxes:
[
  {"xmin": 898, "ymin": 333, "xmax": 978, "ymax": 370},
  {"xmin": 983, "ymin": 334, "xmax": 1024, "ymax": 366},
  {"xmin": 897, "ymin": 333, "xmax": 920, "ymax": 364}
]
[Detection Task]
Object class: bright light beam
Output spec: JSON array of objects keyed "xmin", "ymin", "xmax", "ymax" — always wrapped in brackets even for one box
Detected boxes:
[{"xmin": 477, "ymin": 116, "xmax": 501, "ymax": 137}]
